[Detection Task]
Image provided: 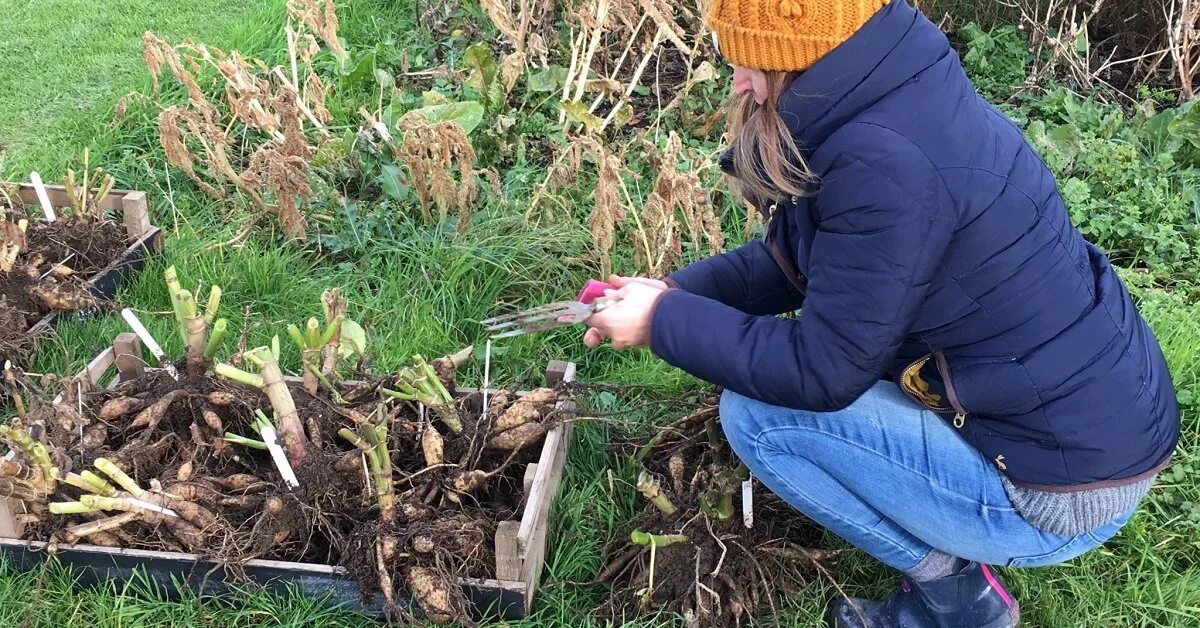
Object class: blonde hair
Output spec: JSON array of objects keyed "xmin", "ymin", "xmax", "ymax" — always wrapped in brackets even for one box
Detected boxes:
[{"xmin": 726, "ymin": 71, "xmax": 814, "ymax": 206}]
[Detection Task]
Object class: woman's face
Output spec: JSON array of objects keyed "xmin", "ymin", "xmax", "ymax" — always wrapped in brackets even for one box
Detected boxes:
[{"xmin": 732, "ymin": 66, "xmax": 769, "ymax": 105}]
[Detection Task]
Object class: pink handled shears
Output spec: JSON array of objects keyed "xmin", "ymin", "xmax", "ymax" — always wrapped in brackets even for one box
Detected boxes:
[{"xmin": 481, "ymin": 280, "xmax": 620, "ymax": 339}]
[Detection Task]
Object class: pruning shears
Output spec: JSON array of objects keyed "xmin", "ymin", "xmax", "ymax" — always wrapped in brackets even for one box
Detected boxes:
[{"xmin": 481, "ymin": 280, "xmax": 620, "ymax": 339}]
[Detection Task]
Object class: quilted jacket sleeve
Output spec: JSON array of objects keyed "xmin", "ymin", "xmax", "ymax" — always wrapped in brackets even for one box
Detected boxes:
[
  {"xmin": 665, "ymin": 239, "xmax": 806, "ymax": 316},
  {"xmin": 649, "ymin": 127, "xmax": 956, "ymax": 411}
]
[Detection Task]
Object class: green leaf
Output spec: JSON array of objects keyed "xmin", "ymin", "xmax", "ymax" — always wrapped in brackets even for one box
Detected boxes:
[
  {"xmin": 422, "ymin": 91, "xmax": 450, "ymax": 106},
  {"xmin": 560, "ymin": 100, "xmax": 603, "ymax": 133},
  {"xmin": 464, "ymin": 42, "xmax": 498, "ymax": 93},
  {"xmin": 374, "ymin": 68, "xmax": 395, "ymax": 91},
  {"xmin": 338, "ymin": 320, "xmax": 368, "ymax": 357},
  {"xmin": 379, "ymin": 164, "xmax": 406, "ymax": 200},
  {"xmin": 528, "ymin": 66, "xmax": 568, "ymax": 93},
  {"xmin": 1168, "ymin": 101, "xmax": 1200, "ymax": 149},
  {"xmin": 408, "ymin": 101, "xmax": 486, "ymax": 134}
]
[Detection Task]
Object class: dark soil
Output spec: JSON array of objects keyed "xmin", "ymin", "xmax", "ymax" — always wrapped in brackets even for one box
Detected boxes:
[
  {"xmin": 17, "ymin": 364, "xmax": 557, "ymax": 622},
  {"xmin": 0, "ymin": 204, "xmax": 131, "ymax": 365},
  {"xmin": 599, "ymin": 395, "xmax": 833, "ymax": 627}
]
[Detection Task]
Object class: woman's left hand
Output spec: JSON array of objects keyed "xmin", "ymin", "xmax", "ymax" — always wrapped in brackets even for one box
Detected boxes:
[{"xmin": 583, "ymin": 282, "xmax": 666, "ymax": 349}]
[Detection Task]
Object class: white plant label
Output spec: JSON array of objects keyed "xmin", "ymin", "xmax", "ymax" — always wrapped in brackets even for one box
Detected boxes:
[
  {"xmin": 742, "ymin": 476, "xmax": 754, "ymax": 529},
  {"xmin": 120, "ymin": 309, "xmax": 180, "ymax": 379},
  {"xmin": 29, "ymin": 172, "xmax": 57, "ymax": 221}
]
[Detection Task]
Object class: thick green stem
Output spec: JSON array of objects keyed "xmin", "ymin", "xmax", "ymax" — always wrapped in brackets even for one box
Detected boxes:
[
  {"xmin": 81, "ymin": 471, "xmax": 119, "ymax": 496},
  {"xmin": 246, "ymin": 346, "xmax": 306, "ymax": 466},
  {"xmin": 49, "ymin": 501, "xmax": 97, "ymax": 515},
  {"xmin": 214, "ymin": 362, "xmax": 265, "ymax": 388},
  {"xmin": 337, "ymin": 428, "xmax": 373, "ymax": 454},
  {"xmin": 0, "ymin": 426, "xmax": 58, "ymax": 493},
  {"xmin": 204, "ymin": 318, "xmax": 228, "ymax": 359},
  {"xmin": 636, "ymin": 470, "xmax": 678, "ymax": 516},
  {"xmin": 164, "ymin": 266, "xmax": 188, "ymax": 339},
  {"xmin": 630, "ymin": 531, "xmax": 688, "ymax": 547},
  {"xmin": 62, "ymin": 472, "xmax": 116, "ymax": 497},
  {"xmin": 93, "ymin": 458, "xmax": 144, "ymax": 498},
  {"xmin": 203, "ymin": 285, "xmax": 222, "ymax": 324}
]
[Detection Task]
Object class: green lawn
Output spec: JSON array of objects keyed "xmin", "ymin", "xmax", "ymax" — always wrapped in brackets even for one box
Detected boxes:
[
  {"xmin": 2, "ymin": 1, "xmax": 1199, "ymax": 627},
  {"xmin": 0, "ymin": 0, "xmax": 268, "ymax": 175}
]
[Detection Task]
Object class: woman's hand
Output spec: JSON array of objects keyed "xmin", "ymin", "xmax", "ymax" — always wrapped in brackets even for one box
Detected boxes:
[{"xmin": 583, "ymin": 278, "xmax": 668, "ymax": 349}]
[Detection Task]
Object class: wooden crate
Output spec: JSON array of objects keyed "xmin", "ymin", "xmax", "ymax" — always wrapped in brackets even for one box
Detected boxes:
[
  {"xmin": 0, "ymin": 336, "xmax": 576, "ymax": 621},
  {"xmin": 4, "ymin": 182, "xmax": 163, "ymax": 357}
]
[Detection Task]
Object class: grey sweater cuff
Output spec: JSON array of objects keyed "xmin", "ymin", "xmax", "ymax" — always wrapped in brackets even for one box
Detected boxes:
[{"xmin": 1001, "ymin": 475, "xmax": 1154, "ymax": 536}]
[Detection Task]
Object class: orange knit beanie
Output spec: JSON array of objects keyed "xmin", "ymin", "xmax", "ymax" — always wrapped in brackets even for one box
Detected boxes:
[{"xmin": 708, "ymin": 0, "xmax": 890, "ymax": 71}]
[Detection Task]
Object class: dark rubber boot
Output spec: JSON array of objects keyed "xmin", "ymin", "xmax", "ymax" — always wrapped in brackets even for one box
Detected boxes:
[{"xmin": 829, "ymin": 562, "xmax": 1019, "ymax": 628}]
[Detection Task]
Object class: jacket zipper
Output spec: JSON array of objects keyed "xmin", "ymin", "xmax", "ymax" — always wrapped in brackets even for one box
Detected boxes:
[{"xmin": 933, "ymin": 351, "xmax": 969, "ymax": 428}]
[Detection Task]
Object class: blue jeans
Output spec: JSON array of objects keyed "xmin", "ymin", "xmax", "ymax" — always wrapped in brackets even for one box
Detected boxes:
[{"xmin": 720, "ymin": 381, "xmax": 1132, "ymax": 571}]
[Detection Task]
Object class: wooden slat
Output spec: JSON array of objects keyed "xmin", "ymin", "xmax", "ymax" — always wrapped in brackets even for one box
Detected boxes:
[
  {"xmin": 493, "ymin": 521, "xmax": 522, "ymax": 581},
  {"xmin": 12, "ymin": 183, "xmax": 137, "ymax": 213},
  {"xmin": 119, "ymin": 191, "xmax": 152, "ymax": 239},
  {"xmin": 515, "ymin": 360, "xmax": 576, "ymax": 612},
  {"xmin": 112, "ymin": 333, "xmax": 145, "ymax": 381},
  {"xmin": 522, "ymin": 463, "xmax": 538, "ymax": 496},
  {"xmin": 84, "ymin": 347, "xmax": 117, "ymax": 389},
  {"xmin": 0, "ymin": 496, "xmax": 23, "ymax": 538}
]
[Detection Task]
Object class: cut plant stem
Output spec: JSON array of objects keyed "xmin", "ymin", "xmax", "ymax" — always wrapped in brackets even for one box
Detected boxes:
[
  {"xmin": 630, "ymin": 530, "xmax": 688, "ymax": 548},
  {"xmin": 79, "ymin": 494, "xmax": 178, "ymax": 518},
  {"xmin": 223, "ymin": 432, "xmax": 268, "ymax": 450},
  {"xmin": 384, "ymin": 355, "xmax": 462, "ymax": 434},
  {"xmin": 93, "ymin": 458, "xmax": 144, "ymax": 498},
  {"xmin": 204, "ymin": 318, "xmax": 228, "ymax": 359},
  {"xmin": 49, "ymin": 501, "xmax": 95, "ymax": 515},
  {"xmin": 235, "ymin": 346, "xmax": 307, "ymax": 466},
  {"xmin": 64, "ymin": 512, "xmax": 139, "ymax": 539},
  {"xmin": 636, "ymin": 470, "xmax": 677, "ymax": 516},
  {"xmin": 62, "ymin": 472, "xmax": 117, "ymax": 497},
  {"xmin": 213, "ymin": 363, "xmax": 264, "ymax": 388}
]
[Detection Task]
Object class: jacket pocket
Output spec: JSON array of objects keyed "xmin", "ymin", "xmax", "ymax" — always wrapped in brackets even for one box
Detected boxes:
[{"xmin": 899, "ymin": 354, "xmax": 969, "ymax": 428}]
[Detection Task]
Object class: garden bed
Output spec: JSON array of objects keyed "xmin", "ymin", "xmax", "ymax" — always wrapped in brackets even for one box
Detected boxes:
[
  {"xmin": 1, "ymin": 182, "xmax": 161, "ymax": 366},
  {"xmin": 597, "ymin": 396, "xmax": 834, "ymax": 627},
  {"xmin": 0, "ymin": 335, "xmax": 576, "ymax": 622}
]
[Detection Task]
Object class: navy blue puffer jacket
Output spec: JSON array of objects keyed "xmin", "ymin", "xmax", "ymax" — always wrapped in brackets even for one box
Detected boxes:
[{"xmin": 650, "ymin": 0, "xmax": 1179, "ymax": 489}]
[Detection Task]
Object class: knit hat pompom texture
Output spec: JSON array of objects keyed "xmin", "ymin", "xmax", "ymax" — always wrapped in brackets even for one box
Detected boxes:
[{"xmin": 709, "ymin": 0, "xmax": 890, "ymax": 71}]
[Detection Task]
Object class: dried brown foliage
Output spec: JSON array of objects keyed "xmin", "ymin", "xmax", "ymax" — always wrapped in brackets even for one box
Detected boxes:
[
  {"xmin": 286, "ymin": 0, "xmax": 348, "ymax": 62},
  {"xmin": 482, "ymin": 0, "xmax": 711, "ymax": 130},
  {"xmin": 145, "ymin": 18, "xmax": 336, "ymax": 241},
  {"xmin": 361, "ymin": 109, "xmax": 482, "ymax": 231},
  {"xmin": 636, "ymin": 133, "xmax": 724, "ymax": 277},
  {"xmin": 581, "ymin": 137, "xmax": 629, "ymax": 278},
  {"xmin": 481, "ymin": 0, "xmax": 555, "ymax": 89}
]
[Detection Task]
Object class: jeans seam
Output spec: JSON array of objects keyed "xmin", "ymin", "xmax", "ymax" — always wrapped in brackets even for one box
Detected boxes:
[
  {"xmin": 753, "ymin": 423, "xmax": 1020, "ymax": 515},
  {"xmin": 753, "ymin": 435, "xmax": 928, "ymax": 568}
]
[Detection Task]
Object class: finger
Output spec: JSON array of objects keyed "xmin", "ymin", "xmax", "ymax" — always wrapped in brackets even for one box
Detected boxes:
[
  {"xmin": 583, "ymin": 327, "xmax": 605, "ymax": 348},
  {"xmin": 608, "ymin": 275, "xmax": 631, "ymax": 287}
]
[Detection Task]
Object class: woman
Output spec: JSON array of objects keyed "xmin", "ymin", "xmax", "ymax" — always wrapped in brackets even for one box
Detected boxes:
[{"xmin": 583, "ymin": 1, "xmax": 1181, "ymax": 626}]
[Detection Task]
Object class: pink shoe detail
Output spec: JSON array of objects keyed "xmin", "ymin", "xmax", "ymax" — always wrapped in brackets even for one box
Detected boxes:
[{"xmin": 980, "ymin": 564, "xmax": 1015, "ymax": 610}]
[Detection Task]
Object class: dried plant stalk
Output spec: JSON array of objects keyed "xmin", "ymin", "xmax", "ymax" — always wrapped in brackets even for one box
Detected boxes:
[
  {"xmin": 390, "ymin": 111, "xmax": 481, "ymax": 230},
  {"xmin": 146, "ymin": 29, "xmax": 325, "ymax": 241}
]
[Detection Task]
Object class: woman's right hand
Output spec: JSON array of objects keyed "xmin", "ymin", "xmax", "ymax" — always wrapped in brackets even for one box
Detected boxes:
[{"xmin": 606, "ymin": 275, "xmax": 669, "ymax": 291}]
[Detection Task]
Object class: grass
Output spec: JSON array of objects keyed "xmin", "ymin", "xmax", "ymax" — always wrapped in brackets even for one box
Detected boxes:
[
  {"xmin": 0, "ymin": 0, "xmax": 283, "ymax": 176},
  {"xmin": 2, "ymin": 0, "xmax": 1199, "ymax": 626}
]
